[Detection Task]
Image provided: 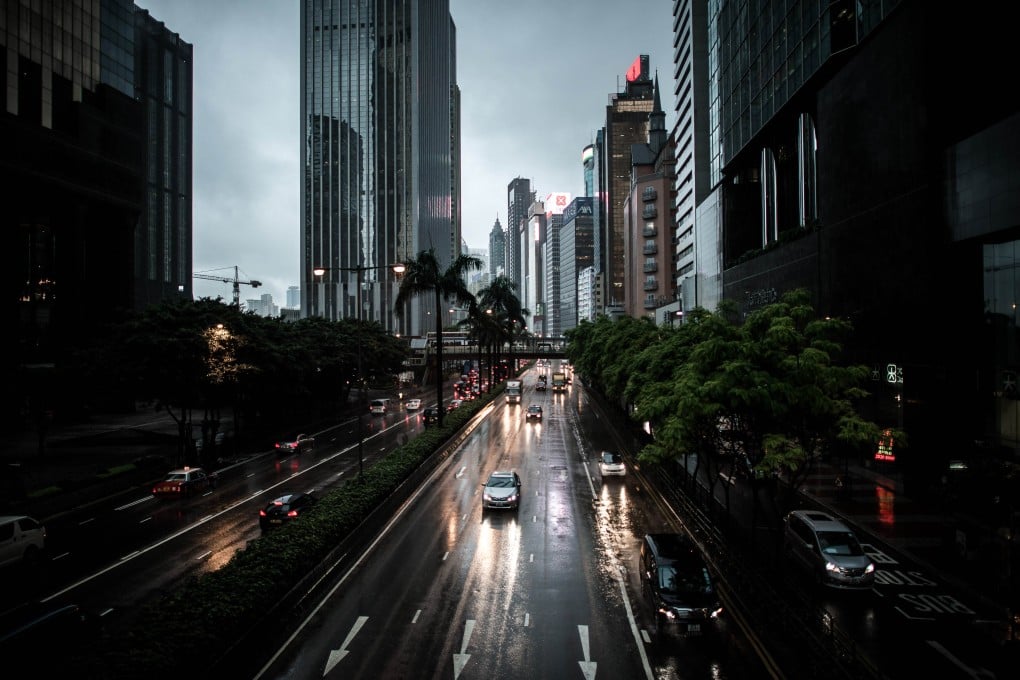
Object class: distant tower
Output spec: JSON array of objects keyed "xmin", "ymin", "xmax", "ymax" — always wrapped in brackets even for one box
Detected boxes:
[
  {"xmin": 507, "ymin": 177, "xmax": 534, "ymax": 291},
  {"xmin": 488, "ymin": 216, "xmax": 506, "ymax": 281},
  {"xmin": 582, "ymin": 144, "xmax": 595, "ymax": 197},
  {"xmin": 601, "ymin": 55, "xmax": 656, "ymax": 309}
]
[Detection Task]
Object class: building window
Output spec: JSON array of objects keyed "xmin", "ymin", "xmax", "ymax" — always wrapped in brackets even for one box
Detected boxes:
[
  {"xmin": 798, "ymin": 113, "xmax": 817, "ymax": 226},
  {"xmin": 760, "ymin": 147, "xmax": 778, "ymax": 246}
]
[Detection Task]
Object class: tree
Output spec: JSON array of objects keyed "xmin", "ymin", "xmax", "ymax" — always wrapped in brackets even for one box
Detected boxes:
[
  {"xmin": 394, "ymin": 249, "xmax": 482, "ymax": 426},
  {"xmin": 477, "ymin": 275, "xmax": 528, "ymax": 377}
]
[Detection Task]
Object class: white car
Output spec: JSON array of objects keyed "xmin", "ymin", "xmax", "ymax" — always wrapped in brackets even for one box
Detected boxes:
[
  {"xmin": 0, "ymin": 515, "xmax": 46, "ymax": 568},
  {"xmin": 405, "ymin": 398, "xmax": 422, "ymax": 410},
  {"xmin": 598, "ymin": 451, "xmax": 626, "ymax": 477}
]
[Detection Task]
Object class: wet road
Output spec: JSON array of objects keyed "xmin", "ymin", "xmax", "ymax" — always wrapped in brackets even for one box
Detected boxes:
[
  {"xmin": 255, "ymin": 368, "xmax": 765, "ymax": 679},
  {"xmin": 0, "ymin": 407, "xmax": 430, "ymax": 633}
]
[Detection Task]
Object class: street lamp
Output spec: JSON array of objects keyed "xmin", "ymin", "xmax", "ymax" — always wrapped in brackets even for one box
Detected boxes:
[{"xmin": 313, "ymin": 262, "xmax": 406, "ymax": 479}]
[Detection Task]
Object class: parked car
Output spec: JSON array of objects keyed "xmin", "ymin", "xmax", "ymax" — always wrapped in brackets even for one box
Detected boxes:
[
  {"xmin": 525, "ymin": 404, "xmax": 543, "ymax": 421},
  {"xmin": 405, "ymin": 398, "xmax": 422, "ymax": 411},
  {"xmin": 784, "ymin": 509, "xmax": 875, "ymax": 590},
  {"xmin": 152, "ymin": 467, "xmax": 218, "ymax": 499},
  {"xmin": 423, "ymin": 406, "xmax": 441, "ymax": 426},
  {"xmin": 598, "ymin": 451, "xmax": 626, "ymax": 477},
  {"xmin": 481, "ymin": 470, "xmax": 522, "ymax": 511},
  {"xmin": 259, "ymin": 492, "xmax": 318, "ymax": 531},
  {"xmin": 641, "ymin": 533, "xmax": 723, "ymax": 640},
  {"xmin": 275, "ymin": 433, "xmax": 314, "ymax": 455},
  {"xmin": 0, "ymin": 515, "xmax": 46, "ymax": 569}
]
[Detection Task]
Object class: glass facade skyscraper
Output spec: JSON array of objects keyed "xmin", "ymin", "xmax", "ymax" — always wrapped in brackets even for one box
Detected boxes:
[{"xmin": 301, "ymin": 0, "xmax": 458, "ymax": 336}]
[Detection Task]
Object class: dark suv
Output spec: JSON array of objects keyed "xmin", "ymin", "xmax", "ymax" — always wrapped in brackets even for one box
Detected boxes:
[
  {"xmin": 640, "ymin": 533, "xmax": 723, "ymax": 641},
  {"xmin": 423, "ymin": 406, "xmax": 440, "ymax": 426}
]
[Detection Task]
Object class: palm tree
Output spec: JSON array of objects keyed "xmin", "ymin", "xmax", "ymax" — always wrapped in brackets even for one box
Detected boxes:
[
  {"xmin": 477, "ymin": 275, "xmax": 529, "ymax": 378},
  {"xmin": 459, "ymin": 300, "xmax": 503, "ymax": 393},
  {"xmin": 395, "ymin": 249, "xmax": 482, "ymax": 425}
]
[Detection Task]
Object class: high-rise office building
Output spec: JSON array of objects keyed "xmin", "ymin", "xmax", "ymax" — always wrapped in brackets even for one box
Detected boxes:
[
  {"xmin": 488, "ymin": 216, "xmax": 505, "ymax": 282},
  {"xmin": 542, "ymin": 211, "xmax": 563, "ymax": 338},
  {"xmin": 286, "ymin": 286, "xmax": 300, "ymax": 309},
  {"xmin": 4, "ymin": 0, "xmax": 189, "ymax": 418},
  {"xmin": 524, "ymin": 200, "xmax": 545, "ymax": 335},
  {"xmin": 134, "ymin": 10, "xmax": 194, "ymax": 311},
  {"xmin": 601, "ymin": 55, "xmax": 657, "ymax": 311},
  {"xmin": 670, "ymin": 0, "xmax": 711, "ymax": 316},
  {"xmin": 506, "ymin": 177, "xmax": 533, "ymax": 292},
  {"xmin": 558, "ymin": 197, "xmax": 594, "ymax": 333},
  {"xmin": 681, "ymin": 0, "xmax": 1020, "ymax": 472},
  {"xmin": 582, "ymin": 144, "xmax": 595, "ymax": 197},
  {"xmin": 623, "ymin": 79, "xmax": 675, "ymax": 320},
  {"xmin": 300, "ymin": 0, "xmax": 458, "ymax": 337}
]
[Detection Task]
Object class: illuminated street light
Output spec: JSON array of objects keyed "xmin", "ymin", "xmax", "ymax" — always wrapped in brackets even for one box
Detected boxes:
[{"xmin": 313, "ymin": 262, "xmax": 406, "ymax": 479}]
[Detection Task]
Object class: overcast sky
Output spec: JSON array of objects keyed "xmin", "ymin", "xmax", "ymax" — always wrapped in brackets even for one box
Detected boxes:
[{"xmin": 134, "ymin": 0, "xmax": 675, "ymax": 307}]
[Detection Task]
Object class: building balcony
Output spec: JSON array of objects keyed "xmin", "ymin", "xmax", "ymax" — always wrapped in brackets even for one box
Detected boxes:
[
  {"xmin": 642, "ymin": 225, "xmax": 657, "ymax": 237},
  {"xmin": 642, "ymin": 187, "xmax": 657, "ymax": 202},
  {"xmin": 643, "ymin": 297, "xmax": 658, "ymax": 309},
  {"xmin": 643, "ymin": 279, "xmax": 657, "ymax": 291},
  {"xmin": 643, "ymin": 262, "xmax": 658, "ymax": 273},
  {"xmin": 642, "ymin": 205, "xmax": 658, "ymax": 219},
  {"xmin": 643, "ymin": 244, "xmax": 658, "ymax": 255}
]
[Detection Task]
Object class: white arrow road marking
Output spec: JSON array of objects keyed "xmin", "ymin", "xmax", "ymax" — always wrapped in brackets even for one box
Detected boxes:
[
  {"xmin": 577, "ymin": 624, "xmax": 597, "ymax": 680},
  {"xmin": 452, "ymin": 619, "xmax": 475, "ymax": 679},
  {"xmin": 323, "ymin": 615, "xmax": 368, "ymax": 676}
]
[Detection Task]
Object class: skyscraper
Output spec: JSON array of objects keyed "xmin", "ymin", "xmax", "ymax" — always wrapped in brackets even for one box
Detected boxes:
[
  {"xmin": 601, "ymin": 55, "xmax": 656, "ymax": 310},
  {"xmin": 506, "ymin": 176, "xmax": 533, "ymax": 293},
  {"xmin": 488, "ymin": 216, "xmax": 505, "ymax": 282},
  {"xmin": 300, "ymin": 0, "xmax": 458, "ymax": 336},
  {"xmin": 670, "ymin": 0, "xmax": 711, "ymax": 315},
  {"xmin": 134, "ymin": 9, "xmax": 194, "ymax": 311},
  {"xmin": 3, "ymin": 0, "xmax": 190, "ymax": 416}
]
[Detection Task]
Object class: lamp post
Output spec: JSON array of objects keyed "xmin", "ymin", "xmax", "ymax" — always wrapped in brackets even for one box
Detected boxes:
[{"xmin": 313, "ymin": 262, "xmax": 406, "ymax": 479}]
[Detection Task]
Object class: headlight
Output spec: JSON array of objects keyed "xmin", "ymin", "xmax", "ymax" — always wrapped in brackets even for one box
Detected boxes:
[
  {"xmin": 507, "ymin": 494, "xmax": 518, "ymax": 502},
  {"xmin": 658, "ymin": 607, "xmax": 676, "ymax": 620},
  {"xmin": 865, "ymin": 563, "xmax": 875, "ymax": 574},
  {"xmin": 483, "ymin": 493, "xmax": 493, "ymax": 501},
  {"xmin": 825, "ymin": 561, "xmax": 840, "ymax": 573}
]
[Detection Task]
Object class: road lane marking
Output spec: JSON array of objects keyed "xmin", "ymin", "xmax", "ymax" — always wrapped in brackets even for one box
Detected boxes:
[
  {"xmin": 452, "ymin": 619, "xmax": 475, "ymax": 679},
  {"xmin": 324, "ymin": 615, "xmax": 369, "ymax": 675},
  {"xmin": 412, "ymin": 610, "xmax": 421, "ymax": 623},
  {"xmin": 577, "ymin": 625, "xmax": 597, "ymax": 680}
]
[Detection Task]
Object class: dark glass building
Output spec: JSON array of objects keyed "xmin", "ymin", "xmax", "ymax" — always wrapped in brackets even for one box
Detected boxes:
[
  {"xmin": 134, "ymin": 9, "xmax": 193, "ymax": 310},
  {"xmin": 559, "ymin": 197, "xmax": 595, "ymax": 333},
  {"xmin": 685, "ymin": 0, "xmax": 1020, "ymax": 482},
  {"xmin": 3, "ymin": 0, "xmax": 190, "ymax": 421},
  {"xmin": 301, "ymin": 0, "xmax": 459, "ymax": 336}
]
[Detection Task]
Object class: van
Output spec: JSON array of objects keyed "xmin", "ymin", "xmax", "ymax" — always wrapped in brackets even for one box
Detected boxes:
[
  {"xmin": 369, "ymin": 398, "xmax": 388, "ymax": 415},
  {"xmin": 783, "ymin": 510, "xmax": 875, "ymax": 590},
  {"xmin": 640, "ymin": 533, "xmax": 723, "ymax": 640},
  {"xmin": 0, "ymin": 515, "xmax": 46, "ymax": 569}
]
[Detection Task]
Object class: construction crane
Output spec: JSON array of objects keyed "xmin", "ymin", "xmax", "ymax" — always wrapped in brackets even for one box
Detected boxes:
[{"xmin": 193, "ymin": 266, "xmax": 262, "ymax": 308}]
